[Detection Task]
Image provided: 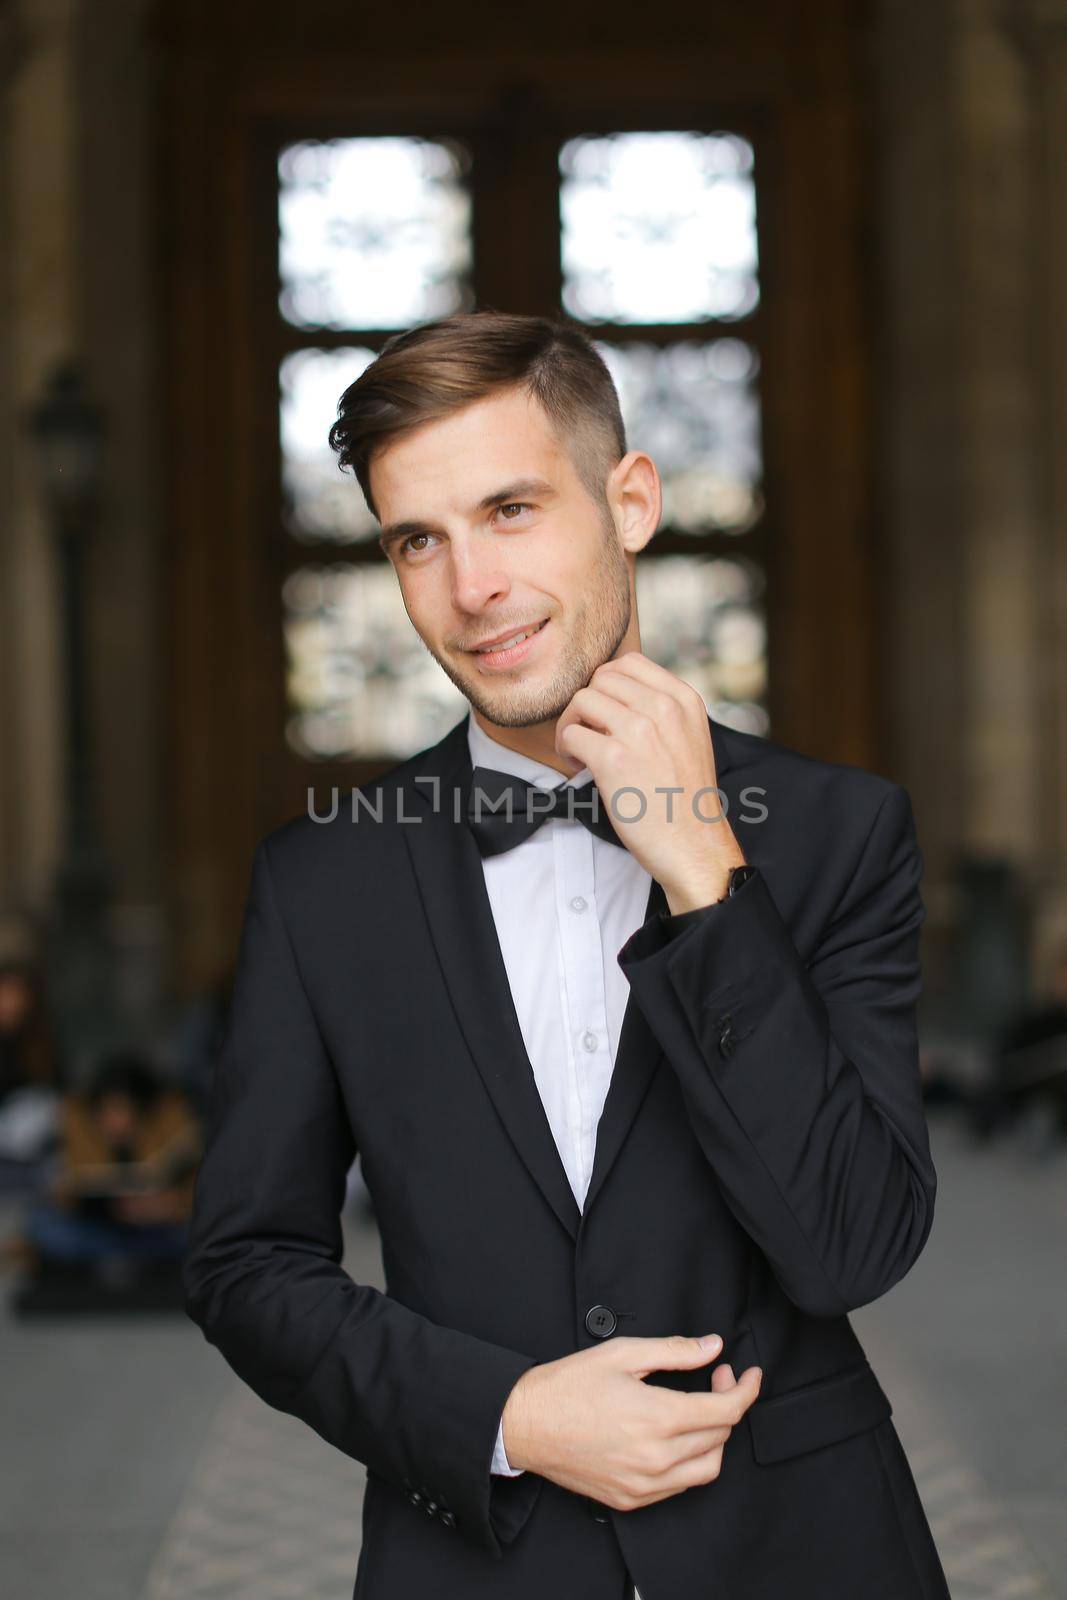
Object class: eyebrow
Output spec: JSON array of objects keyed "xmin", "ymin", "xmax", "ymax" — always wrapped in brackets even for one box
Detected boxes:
[{"xmin": 378, "ymin": 478, "xmax": 557, "ymax": 553}]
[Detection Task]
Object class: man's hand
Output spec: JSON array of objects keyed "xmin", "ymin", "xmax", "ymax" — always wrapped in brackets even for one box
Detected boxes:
[
  {"xmin": 500, "ymin": 1333, "xmax": 762, "ymax": 1510},
  {"xmin": 554, "ymin": 652, "xmax": 747, "ymax": 914}
]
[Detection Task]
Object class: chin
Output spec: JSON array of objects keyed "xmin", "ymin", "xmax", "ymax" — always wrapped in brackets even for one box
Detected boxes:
[{"xmin": 483, "ymin": 686, "xmax": 580, "ymax": 731}]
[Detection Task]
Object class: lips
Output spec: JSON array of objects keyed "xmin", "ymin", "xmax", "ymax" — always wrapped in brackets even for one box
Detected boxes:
[
  {"xmin": 467, "ymin": 616, "xmax": 552, "ymax": 671},
  {"xmin": 470, "ymin": 619, "xmax": 549, "ymax": 654}
]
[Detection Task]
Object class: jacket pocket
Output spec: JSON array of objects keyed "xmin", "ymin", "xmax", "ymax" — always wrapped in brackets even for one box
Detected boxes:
[{"xmin": 747, "ymin": 1360, "xmax": 892, "ymax": 1466}]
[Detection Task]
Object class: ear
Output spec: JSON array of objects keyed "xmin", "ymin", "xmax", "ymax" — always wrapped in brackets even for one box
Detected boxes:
[{"xmin": 607, "ymin": 450, "xmax": 661, "ymax": 555}]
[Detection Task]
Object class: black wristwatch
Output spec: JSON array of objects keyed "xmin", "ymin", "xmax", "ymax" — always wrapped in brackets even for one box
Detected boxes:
[{"xmin": 720, "ymin": 863, "xmax": 758, "ymax": 902}]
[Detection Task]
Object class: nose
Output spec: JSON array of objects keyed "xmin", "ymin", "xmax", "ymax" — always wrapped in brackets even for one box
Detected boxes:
[{"xmin": 449, "ymin": 540, "xmax": 511, "ymax": 615}]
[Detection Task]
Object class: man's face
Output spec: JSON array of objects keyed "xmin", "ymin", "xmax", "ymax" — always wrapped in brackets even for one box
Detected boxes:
[{"xmin": 371, "ymin": 386, "xmax": 640, "ymax": 730}]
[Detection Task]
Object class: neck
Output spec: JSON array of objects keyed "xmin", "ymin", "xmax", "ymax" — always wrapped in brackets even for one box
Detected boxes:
[{"xmin": 469, "ymin": 710, "xmax": 579, "ymax": 776}]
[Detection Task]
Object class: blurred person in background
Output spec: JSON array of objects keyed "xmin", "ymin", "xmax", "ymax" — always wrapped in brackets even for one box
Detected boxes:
[
  {"xmin": 20, "ymin": 1053, "xmax": 201, "ymax": 1277},
  {"xmin": 0, "ymin": 955, "xmax": 60, "ymax": 1192}
]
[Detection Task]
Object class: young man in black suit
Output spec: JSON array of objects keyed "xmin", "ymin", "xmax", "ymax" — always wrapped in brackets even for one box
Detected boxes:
[{"xmin": 183, "ymin": 312, "xmax": 950, "ymax": 1599}]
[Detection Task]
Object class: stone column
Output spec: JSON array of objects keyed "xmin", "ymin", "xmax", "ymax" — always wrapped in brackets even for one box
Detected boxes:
[
  {"xmin": 876, "ymin": 0, "xmax": 1067, "ymax": 984},
  {"xmin": 0, "ymin": 0, "xmax": 165, "ymax": 1029},
  {"xmin": 1013, "ymin": 0, "xmax": 1067, "ymax": 975},
  {"xmin": 0, "ymin": 0, "xmax": 78, "ymax": 927}
]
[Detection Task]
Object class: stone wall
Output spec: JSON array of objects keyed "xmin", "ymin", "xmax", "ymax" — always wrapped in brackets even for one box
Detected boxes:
[{"xmin": 877, "ymin": 0, "xmax": 1067, "ymax": 985}]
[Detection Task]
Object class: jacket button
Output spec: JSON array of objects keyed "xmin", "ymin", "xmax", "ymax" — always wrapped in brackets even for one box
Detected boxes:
[
  {"xmin": 585, "ymin": 1304, "xmax": 618, "ymax": 1339},
  {"xmin": 440, "ymin": 1509, "xmax": 457, "ymax": 1529},
  {"xmin": 718, "ymin": 1023, "xmax": 736, "ymax": 1059}
]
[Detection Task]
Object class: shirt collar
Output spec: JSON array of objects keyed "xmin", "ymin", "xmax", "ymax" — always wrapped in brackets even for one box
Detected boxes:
[{"xmin": 466, "ymin": 712, "xmax": 593, "ymax": 791}]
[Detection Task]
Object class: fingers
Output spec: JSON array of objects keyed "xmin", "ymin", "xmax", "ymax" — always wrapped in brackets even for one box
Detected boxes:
[
  {"xmin": 605, "ymin": 1422, "xmax": 739, "ymax": 1512},
  {"xmin": 622, "ymin": 1332, "xmax": 723, "ymax": 1378},
  {"xmin": 581, "ymin": 664, "xmax": 668, "ymax": 719},
  {"xmin": 604, "ymin": 651, "xmax": 706, "ymax": 715},
  {"xmin": 580, "ymin": 1340, "xmax": 763, "ymax": 1514},
  {"xmin": 645, "ymin": 1442, "xmax": 729, "ymax": 1502},
  {"xmin": 670, "ymin": 1364, "xmax": 763, "ymax": 1433},
  {"xmin": 564, "ymin": 686, "xmax": 659, "ymax": 750},
  {"xmin": 610, "ymin": 1369, "xmax": 762, "ymax": 1509},
  {"xmin": 555, "ymin": 719, "xmax": 608, "ymax": 771},
  {"xmin": 665, "ymin": 1422, "xmax": 736, "ymax": 1464},
  {"xmin": 678, "ymin": 1363, "xmax": 741, "ymax": 1455}
]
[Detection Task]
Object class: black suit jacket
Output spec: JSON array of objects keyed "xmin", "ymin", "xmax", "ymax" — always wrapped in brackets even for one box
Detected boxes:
[{"xmin": 183, "ymin": 712, "xmax": 951, "ymax": 1600}]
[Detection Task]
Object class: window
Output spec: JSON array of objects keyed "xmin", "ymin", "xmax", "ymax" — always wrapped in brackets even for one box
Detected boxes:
[{"xmin": 275, "ymin": 126, "xmax": 768, "ymax": 763}]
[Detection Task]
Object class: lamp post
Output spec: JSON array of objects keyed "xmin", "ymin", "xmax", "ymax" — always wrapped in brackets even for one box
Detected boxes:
[{"xmin": 27, "ymin": 364, "xmax": 117, "ymax": 1085}]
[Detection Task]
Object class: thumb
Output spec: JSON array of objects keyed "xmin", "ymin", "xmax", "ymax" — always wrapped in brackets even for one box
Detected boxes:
[{"xmin": 629, "ymin": 1333, "xmax": 723, "ymax": 1379}]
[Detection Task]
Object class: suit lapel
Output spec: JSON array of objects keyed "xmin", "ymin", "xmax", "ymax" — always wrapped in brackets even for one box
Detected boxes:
[
  {"xmin": 399, "ymin": 709, "xmax": 736, "ymax": 1238},
  {"xmin": 402, "ymin": 717, "xmax": 582, "ymax": 1240}
]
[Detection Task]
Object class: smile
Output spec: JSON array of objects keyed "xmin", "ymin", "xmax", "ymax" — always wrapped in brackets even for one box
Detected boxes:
[{"xmin": 469, "ymin": 617, "xmax": 550, "ymax": 668}]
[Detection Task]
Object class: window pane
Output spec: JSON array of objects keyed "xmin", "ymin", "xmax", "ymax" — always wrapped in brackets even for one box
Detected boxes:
[
  {"xmin": 560, "ymin": 132, "xmax": 758, "ymax": 324},
  {"xmin": 281, "ymin": 347, "xmax": 378, "ymax": 543},
  {"xmin": 635, "ymin": 553, "xmax": 769, "ymax": 733},
  {"xmin": 283, "ymin": 563, "xmax": 465, "ymax": 760},
  {"xmin": 598, "ymin": 340, "xmax": 763, "ymax": 534},
  {"xmin": 283, "ymin": 555, "xmax": 766, "ymax": 761},
  {"xmin": 278, "ymin": 137, "xmax": 473, "ymax": 330}
]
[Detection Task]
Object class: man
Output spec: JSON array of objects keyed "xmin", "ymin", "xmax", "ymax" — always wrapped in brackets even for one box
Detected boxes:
[{"xmin": 183, "ymin": 312, "xmax": 950, "ymax": 1599}]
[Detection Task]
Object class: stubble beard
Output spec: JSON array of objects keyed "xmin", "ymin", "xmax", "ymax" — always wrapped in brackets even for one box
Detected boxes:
[{"xmin": 427, "ymin": 513, "xmax": 634, "ymax": 731}]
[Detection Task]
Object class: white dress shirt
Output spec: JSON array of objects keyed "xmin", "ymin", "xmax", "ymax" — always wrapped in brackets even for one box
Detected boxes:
[{"xmin": 466, "ymin": 716, "xmax": 654, "ymax": 1479}]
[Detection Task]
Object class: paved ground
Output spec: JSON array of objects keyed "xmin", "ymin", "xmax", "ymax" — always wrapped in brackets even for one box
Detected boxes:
[{"xmin": 1, "ymin": 1110, "xmax": 1064, "ymax": 1599}]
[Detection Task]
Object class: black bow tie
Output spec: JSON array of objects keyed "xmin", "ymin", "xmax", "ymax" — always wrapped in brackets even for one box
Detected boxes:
[{"xmin": 466, "ymin": 765, "xmax": 625, "ymax": 857}]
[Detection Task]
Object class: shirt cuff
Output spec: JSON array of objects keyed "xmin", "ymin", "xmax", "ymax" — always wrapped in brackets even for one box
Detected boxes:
[{"xmin": 491, "ymin": 1414, "xmax": 524, "ymax": 1477}]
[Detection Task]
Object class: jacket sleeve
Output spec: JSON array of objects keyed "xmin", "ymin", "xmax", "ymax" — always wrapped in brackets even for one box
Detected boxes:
[
  {"xmin": 616, "ymin": 782, "xmax": 936, "ymax": 1318},
  {"xmin": 182, "ymin": 837, "xmax": 541, "ymax": 1557}
]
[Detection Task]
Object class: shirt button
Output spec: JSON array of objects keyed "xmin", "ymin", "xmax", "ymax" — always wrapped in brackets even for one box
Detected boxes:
[
  {"xmin": 570, "ymin": 895, "xmax": 588, "ymax": 913},
  {"xmin": 582, "ymin": 1030, "xmax": 598, "ymax": 1052}
]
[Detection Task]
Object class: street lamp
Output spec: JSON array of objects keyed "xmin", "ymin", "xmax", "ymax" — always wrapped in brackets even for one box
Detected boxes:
[
  {"xmin": 27, "ymin": 363, "xmax": 106, "ymax": 524},
  {"xmin": 27, "ymin": 363, "xmax": 116, "ymax": 1085}
]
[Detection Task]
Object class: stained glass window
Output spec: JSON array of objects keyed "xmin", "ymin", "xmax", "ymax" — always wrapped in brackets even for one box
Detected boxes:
[
  {"xmin": 280, "ymin": 347, "xmax": 378, "ymax": 542},
  {"xmin": 635, "ymin": 554, "xmax": 768, "ymax": 732},
  {"xmin": 560, "ymin": 133, "xmax": 758, "ymax": 325},
  {"xmin": 283, "ymin": 563, "xmax": 466, "ymax": 760},
  {"xmin": 597, "ymin": 340, "xmax": 763, "ymax": 534},
  {"xmin": 278, "ymin": 137, "xmax": 473, "ymax": 330}
]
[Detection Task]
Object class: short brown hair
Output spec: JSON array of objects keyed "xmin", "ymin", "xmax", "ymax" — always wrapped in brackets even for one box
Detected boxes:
[{"xmin": 327, "ymin": 310, "xmax": 627, "ymax": 519}]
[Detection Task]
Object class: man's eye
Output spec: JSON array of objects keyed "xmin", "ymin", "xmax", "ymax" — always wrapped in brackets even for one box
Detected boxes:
[
  {"xmin": 400, "ymin": 533, "xmax": 432, "ymax": 555},
  {"xmin": 498, "ymin": 502, "xmax": 531, "ymax": 520}
]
